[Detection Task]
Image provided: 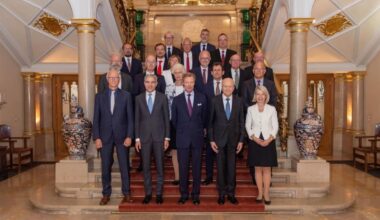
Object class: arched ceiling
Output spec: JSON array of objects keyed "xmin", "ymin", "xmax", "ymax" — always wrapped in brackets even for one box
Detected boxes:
[{"xmin": 263, "ymin": 0, "xmax": 380, "ymax": 73}]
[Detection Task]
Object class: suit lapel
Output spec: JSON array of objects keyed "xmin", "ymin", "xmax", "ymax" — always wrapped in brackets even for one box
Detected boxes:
[
  {"xmin": 141, "ymin": 92, "xmax": 150, "ymax": 114},
  {"xmin": 182, "ymin": 93, "xmax": 191, "ymax": 118},
  {"xmin": 151, "ymin": 92, "xmax": 159, "ymax": 114}
]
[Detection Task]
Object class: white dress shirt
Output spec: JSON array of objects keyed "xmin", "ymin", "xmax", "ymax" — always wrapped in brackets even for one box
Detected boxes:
[
  {"xmin": 245, "ymin": 104, "xmax": 278, "ymax": 140},
  {"xmin": 162, "ymin": 69, "xmax": 174, "ymax": 86}
]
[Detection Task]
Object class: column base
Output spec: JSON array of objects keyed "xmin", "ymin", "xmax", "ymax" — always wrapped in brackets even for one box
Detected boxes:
[
  {"xmin": 291, "ymin": 155, "xmax": 330, "ymax": 183},
  {"xmin": 55, "ymin": 156, "xmax": 94, "ymax": 184}
]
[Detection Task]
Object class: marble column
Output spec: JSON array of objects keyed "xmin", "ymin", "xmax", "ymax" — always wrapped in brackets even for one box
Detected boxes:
[
  {"xmin": 71, "ymin": 19, "xmax": 100, "ymax": 157},
  {"xmin": 22, "ymin": 73, "xmax": 36, "ymax": 157},
  {"xmin": 333, "ymin": 73, "xmax": 346, "ymax": 158},
  {"xmin": 351, "ymin": 72, "xmax": 365, "ymax": 136},
  {"xmin": 34, "ymin": 74, "xmax": 55, "ymax": 161},
  {"xmin": 285, "ymin": 18, "xmax": 314, "ymax": 157}
]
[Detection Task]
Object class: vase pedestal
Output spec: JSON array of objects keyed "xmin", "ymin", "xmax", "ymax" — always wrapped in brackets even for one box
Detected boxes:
[
  {"xmin": 291, "ymin": 155, "xmax": 330, "ymax": 183},
  {"xmin": 55, "ymin": 156, "xmax": 94, "ymax": 184}
]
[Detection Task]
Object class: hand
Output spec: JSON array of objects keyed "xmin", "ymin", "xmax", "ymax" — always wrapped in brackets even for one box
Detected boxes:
[
  {"xmin": 260, "ymin": 140, "xmax": 269, "ymax": 147},
  {"xmin": 135, "ymin": 140, "xmax": 141, "ymax": 152},
  {"xmin": 210, "ymin": 141, "xmax": 218, "ymax": 153},
  {"xmin": 236, "ymin": 142, "xmax": 243, "ymax": 154},
  {"xmin": 95, "ymin": 139, "xmax": 102, "ymax": 149},
  {"xmin": 124, "ymin": 137, "xmax": 132, "ymax": 147},
  {"xmin": 164, "ymin": 140, "xmax": 169, "ymax": 151}
]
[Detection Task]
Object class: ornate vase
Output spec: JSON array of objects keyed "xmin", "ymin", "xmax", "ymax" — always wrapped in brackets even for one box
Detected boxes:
[
  {"xmin": 293, "ymin": 97, "xmax": 324, "ymax": 159},
  {"xmin": 62, "ymin": 105, "xmax": 92, "ymax": 159}
]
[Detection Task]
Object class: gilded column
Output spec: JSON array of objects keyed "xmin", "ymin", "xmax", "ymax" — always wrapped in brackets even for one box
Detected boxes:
[
  {"xmin": 351, "ymin": 71, "xmax": 365, "ymax": 135},
  {"xmin": 22, "ymin": 73, "xmax": 36, "ymax": 137},
  {"xmin": 333, "ymin": 73, "xmax": 346, "ymax": 157},
  {"xmin": 71, "ymin": 19, "xmax": 100, "ymax": 157},
  {"xmin": 285, "ymin": 18, "xmax": 314, "ymax": 157}
]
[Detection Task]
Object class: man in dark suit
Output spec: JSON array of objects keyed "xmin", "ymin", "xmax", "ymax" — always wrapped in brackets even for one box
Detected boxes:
[
  {"xmin": 164, "ymin": 31, "xmax": 181, "ymax": 60},
  {"xmin": 192, "ymin": 28, "xmax": 216, "ymax": 65},
  {"xmin": 241, "ymin": 61, "xmax": 277, "ymax": 110},
  {"xmin": 155, "ymin": 43, "xmax": 170, "ymax": 75},
  {"xmin": 97, "ymin": 54, "xmax": 133, "ymax": 94},
  {"xmin": 92, "ymin": 65, "xmax": 134, "ymax": 206},
  {"xmin": 202, "ymin": 62, "xmax": 224, "ymax": 185},
  {"xmin": 244, "ymin": 51, "xmax": 274, "ymax": 82},
  {"xmin": 193, "ymin": 50, "xmax": 212, "ymax": 94},
  {"xmin": 121, "ymin": 43, "xmax": 143, "ymax": 80},
  {"xmin": 180, "ymin": 37, "xmax": 199, "ymax": 72},
  {"xmin": 134, "ymin": 74, "xmax": 170, "ymax": 205},
  {"xmin": 133, "ymin": 55, "xmax": 166, "ymax": 96},
  {"xmin": 171, "ymin": 73, "xmax": 207, "ymax": 205},
  {"xmin": 210, "ymin": 33, "xmax": 237, "ymax": 71},
  {"xmin": 208, "ymin": 78, "xmax": 244, "ymax": 205},
  {"xmin": 224, "ymin": 54, "xmax": 252, "ymax": 97}
]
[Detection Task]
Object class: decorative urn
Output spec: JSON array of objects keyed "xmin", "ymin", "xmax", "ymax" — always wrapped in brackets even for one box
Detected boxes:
[
  {"xmin": 293, "ymin": 97, "xmax": 324, "ymax": 159},
  {"xmin": 62, "ymin": 105, "xmax": 92, "ymax": 158}
]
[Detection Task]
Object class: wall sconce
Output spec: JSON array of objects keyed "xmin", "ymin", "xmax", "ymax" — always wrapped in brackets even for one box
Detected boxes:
[{"xmin": 0, "ymin": 92, "xmax": 6, "ymax": 109}]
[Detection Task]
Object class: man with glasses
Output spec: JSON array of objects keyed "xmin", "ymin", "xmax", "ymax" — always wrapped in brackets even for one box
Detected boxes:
[
  {"xmin": 93, "ymin": 65, "xmax": 134, "ymax": 206},
  {"xmin": 164, "ymin": 31, "xmax": 181, "ymax": 60}
]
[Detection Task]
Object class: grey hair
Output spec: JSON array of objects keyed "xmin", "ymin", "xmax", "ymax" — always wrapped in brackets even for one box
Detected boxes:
[
  {"xmin": 108, "ymin": 64, "xmax": 121, "ymax": 73},
  {"xmin": 171, "ymin": 63, "xmax": 186, "ymax": 74},
  {"xmin": 144, "ymin": 74, "xmax": 157, "ymax": 82}
]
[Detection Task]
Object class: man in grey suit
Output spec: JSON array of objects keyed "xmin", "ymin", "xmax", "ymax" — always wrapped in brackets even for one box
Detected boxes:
[
  {"xmin": 208, "ymin": 78, "xmax": 244, "ymax": 205},
  {"xmin": 135, "ymin": 74, "xmax": 170, "ymax": 204}
]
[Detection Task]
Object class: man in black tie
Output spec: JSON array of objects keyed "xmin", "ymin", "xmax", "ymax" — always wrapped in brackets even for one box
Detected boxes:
[
  {"xmin": 244, "ymin": 51, "xmax": 274, "ymax": 82},
  {"xmin": 192, "ymin": 28, "xmax": 216, "ymax": 64},
  {"xmin": 135, "ymin": 74, "xmax": 170, "ymax": 205},
  {"xmin": 121, "ymin": 43, "xmax": 143, "ymax": 80},
  {"xmin": 210, "ymin": 33, "xmax": 237, "ymax": 71},
  {"xmin": 208, "ymin": 78, "xmax": 244, "ymax": 205},
  {"xmin": 164, "ymin": 31, "xmax": 181, "ymax": 60}
]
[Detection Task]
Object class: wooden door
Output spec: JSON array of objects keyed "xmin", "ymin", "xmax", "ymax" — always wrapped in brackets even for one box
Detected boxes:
[{"xmin": 276, "ymin": 74, "xmax": 334, "ymax": 156}]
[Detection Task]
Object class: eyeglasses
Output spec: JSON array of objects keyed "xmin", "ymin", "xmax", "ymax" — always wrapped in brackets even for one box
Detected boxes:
[{"xmin": 107, "ymin": 77, "xmax": 120, "ymax": 80}]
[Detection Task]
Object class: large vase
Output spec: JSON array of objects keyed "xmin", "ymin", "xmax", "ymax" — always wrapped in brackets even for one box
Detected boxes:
[
  {"xmin": 294, "ymin": 97, "xmax": 324, "ymax": 159},
  {"xmin": 62, "ymin": 105, "xmax": 92, "ymax": 159}
]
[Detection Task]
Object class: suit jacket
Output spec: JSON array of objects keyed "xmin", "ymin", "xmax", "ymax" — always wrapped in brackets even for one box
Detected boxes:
[
  {"xmin": 191, "ymin": 43, "xmax": 216, "ymax": 65},
  {"xmin": 133, "ymin": 73, "xmax": 166, "ymax": 96},
  {"xmin": 241, "ymin": 78, "xmax": 278, "ymax": 111},
  {"xmin": 192, "ymin": 66, "xmax": 213, "ymax": 94},
  {"xmin": 97, "ymin": 72, "xmax": 133, "ymax": 94},
  {"xmin": 224, "ymin": 68, "xmax": 252, "ymax": 97},
  {"xmin": 121, "ymin": 57, "xmax": 143, "ymax": 80},
  {"xmin": 180, "ymin": 52, "xmax": 199, "ymax": 71},
  {"xmin": 245, "ymin": 104, "xmax": 278, "ymax": 140},
  {"xmin": 92, "ymin": 88, "xmax": 134, "ymax": 145},
  {"xmin": 135, "ymin": 92, "xmax": 170, "ymax": 143},
  {"xmin": 210, "ymin": 48, "xmax": 237, "ymax": 71},
  {"xmin": 165, "ymin": 46, "xmax": 181, "ymax": 60},
  {"xmin": 208, "ymin": 95, "xmax": 245, "ymax": 147},
  {"xmin": 171, "ymin": 91, "xmax": 207, "ymax": 149},
  {"xmin": 244, "ymin": 65, "xmax": 274, "ymax": 82}
]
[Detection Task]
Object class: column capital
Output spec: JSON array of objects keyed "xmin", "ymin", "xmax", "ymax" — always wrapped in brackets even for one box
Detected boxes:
[
  {"xmin": 71, "ymin": 19, "xmax": 100, "ymax": 34},
  {"xmin": 351, "ymin": 71, "xmax": 366, "ymax": 80},
  {"xmin": 21, "ymin": 72, "xmax": 36, "ymax": 80},
  {"xmin": 333, "ymin": 73, "xmax": 346, "ymax": 79},
  {"xmin": 285, "ymin": 18, "xmax": 314, "ymax": 33}
]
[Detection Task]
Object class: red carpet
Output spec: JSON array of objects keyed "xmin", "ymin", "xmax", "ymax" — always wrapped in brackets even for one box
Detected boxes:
[{"xmin": 119, "ymin": 154, "xmax": 265, "ymax": 212}]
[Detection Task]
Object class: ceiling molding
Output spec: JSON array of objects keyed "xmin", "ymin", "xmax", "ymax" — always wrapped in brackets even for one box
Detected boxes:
[
  {"xmin": 21, "ymin": 63, "xmax": 110, "ymax": 73},
  {"xmin": 272, "ymin": 62, "xmax": 366, "ymax": 74}
]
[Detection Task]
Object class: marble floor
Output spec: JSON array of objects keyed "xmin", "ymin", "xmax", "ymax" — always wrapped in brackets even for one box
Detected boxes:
[{"xmin": 1, "ymin": 164, "xmax": 380, "ymax": 220}]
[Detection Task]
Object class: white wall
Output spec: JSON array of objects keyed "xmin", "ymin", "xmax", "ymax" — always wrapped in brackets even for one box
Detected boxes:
[{"xmin": 0, "ymin": 43, "xmax": 23, "ymax": 136}]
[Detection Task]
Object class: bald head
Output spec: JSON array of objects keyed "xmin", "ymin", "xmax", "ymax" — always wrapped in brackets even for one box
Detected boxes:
[
  {"xmin": 145, "ymin": 54, "xmax": 156, "ymax": 72},
  {"xmin": 222, "ymin": 78, "xmax": 235, "ymax": 97},
  {"xmin": 110, "ymin": 54, "xmax": 122, "ymax": 67}
]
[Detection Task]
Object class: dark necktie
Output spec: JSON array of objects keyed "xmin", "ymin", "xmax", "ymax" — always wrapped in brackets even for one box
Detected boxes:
[
  {"xmin": 167, "ymin": 47, "xmax": 172, "ymax": 58},
  {"xmin": 257, "ymin": 79, "xmax": 261, "ymax": 86},
  {"xmin": 221, "ymin": 50, "xmax": 225, "ymax": 66},
  {"xmin": 202, "ymin": 68, "xmax": 207, "ymax": 84},
  {"xmin": 215, "ymin": 81, "xmax": 221, "ymax": 95},
  {"xmin": 202, "ymin": 44, "xmax": 206, "ymax": 51},
  {"xmin": 186, "ymin": 53, "xmax": 190, "ymax": 72},
  {"xmin": 187, "ymin": 94, "xmax": 192, "ymax": 116}
]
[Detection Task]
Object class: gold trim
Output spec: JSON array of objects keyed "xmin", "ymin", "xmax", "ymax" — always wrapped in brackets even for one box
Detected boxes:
[
  {"xmin": 147, "ymin": 0, "xmax": 237, "ymax": 5},
  {"xmin": 351, "ymin": 71, "xmax": 366, "ymax": 80},
  {"xmin": 22, "ymin": 72, "xmax": 36, "ymax": 80},
  {"xmin": 33, "ymin": 12, "xmax": 70, "ymax": 37},
  {"xmin": 315, "ymin": 13, "xmax": 352, "ymax": 37},
  {"xmin": 71, "ymin": 19, "xmax": 100, "ymax": 30},
  {"xmin": 285, "ymin": 18, "xmax": 314, "ymax": 33},
  {"xmin": 333, "ymin": 73, "xmax": 346, "ymax": 79}
]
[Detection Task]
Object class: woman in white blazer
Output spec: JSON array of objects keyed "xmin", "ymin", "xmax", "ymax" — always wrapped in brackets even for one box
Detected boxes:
[{"xmin": 245, "ymin": 85, "xmax": 278, "ymax": 205}]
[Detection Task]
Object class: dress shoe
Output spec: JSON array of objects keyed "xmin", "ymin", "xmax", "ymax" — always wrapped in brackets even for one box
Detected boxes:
[
  {"xmin": 122, "ymin": 195, "xmax": 133, "ymax": 203},
  {"xmin": 192, "ymin": 197, "xmax": 200, "ymax": 205},
  {"xmin": 202, "ymin": 178, "xmax": 212, "ymax": 185},
  {"xmin": 171, "ymin": 180, "xmax": 179, "ymax": 185},
  {"xmin": 142, "ymin": 195, "xmax": 152, "ymax": 204},
  {"xmin": 227, "ymin": 195, "xmax": 239, "ymax": 205},
  {"xmin": 99, "ymin": 196, "xmax": 110, "ymax": 205},
  {"xmin": 255, "ymin": 197, "xmax": 263, "ymax": 204},
  {"xmin": 217, "ymin": 196, "xmax": 225, "ymax": 205},
  {"xmin": 156, "ymin": 195, "xmax": 163, "ymax": 204},
  {"xmin": 178, "ymin": 197, "xmax": 188, "ymax": 204},
  {"xmin": 264, "ymin": 199, "xmax": 271, "ymax": 205}
]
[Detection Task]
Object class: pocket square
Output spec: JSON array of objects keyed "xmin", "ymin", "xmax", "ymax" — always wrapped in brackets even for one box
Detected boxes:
[{"xmin": 197, "ymin": 103, "xmax": 202, "ymax": 106}]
